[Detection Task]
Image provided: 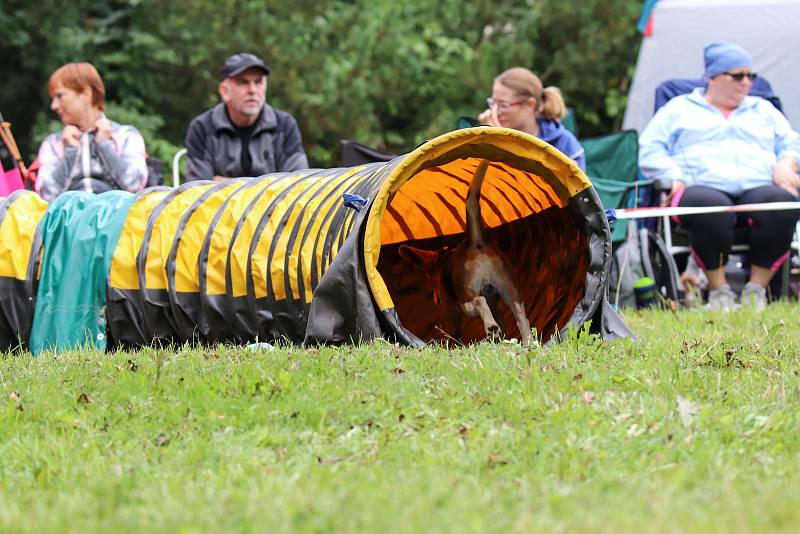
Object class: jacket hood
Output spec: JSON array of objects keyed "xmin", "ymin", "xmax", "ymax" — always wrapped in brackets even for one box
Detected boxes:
[{"xmin": 537, "ymin": 117, "xmax": 567, "ymax": 144}]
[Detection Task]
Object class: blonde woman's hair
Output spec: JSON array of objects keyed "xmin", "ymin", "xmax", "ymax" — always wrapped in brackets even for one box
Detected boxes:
[{"xmin": 495, "ymin": 67, "xmax": 567, "ymax": 121}]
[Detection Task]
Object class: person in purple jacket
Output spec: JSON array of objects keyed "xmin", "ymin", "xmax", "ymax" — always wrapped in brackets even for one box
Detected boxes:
[{"xmin": 477, "ymin": 67, "xmax": 585, "ymax": 170}]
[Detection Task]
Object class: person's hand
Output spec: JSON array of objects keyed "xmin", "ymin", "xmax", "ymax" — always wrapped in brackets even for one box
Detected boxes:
[
  {"xmin": 62, "ymin": 125, "xmax": 81, "ymax": 148},
  {"xmin": 478, "ymin": 106, "xmax": 501, "ymax": 127},
  {"xmin": 773, "ymin": 156, "xmax": 799, "ymax": 196},
  {"xmin": 661, "ymin": 179, "xmax": 686, "ymax": 207},
  {"xmin": 213, "ymin": 176, "xmax": 228, "ymax": 182},
  {"xmin": 94, "ymin": 117, "xmax": 113, "ymax": 143}
]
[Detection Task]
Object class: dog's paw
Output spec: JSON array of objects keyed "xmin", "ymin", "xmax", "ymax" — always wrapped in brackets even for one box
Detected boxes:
[{"xmin": 485, "ymin": 323, "xmax": 502, "ymax": 338}]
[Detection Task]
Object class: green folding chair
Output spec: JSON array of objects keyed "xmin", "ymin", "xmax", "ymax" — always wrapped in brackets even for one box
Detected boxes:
[{"xmin": 580, "ymin": 130, "xmax": 652, "ymax": 244}]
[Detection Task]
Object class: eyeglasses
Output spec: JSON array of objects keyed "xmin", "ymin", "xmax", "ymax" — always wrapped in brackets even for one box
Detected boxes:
[
  {"xmin": 721, "ymin": 71, "xmax": 758, "ymax": 82},
  {"xmin": 486, "ymin": 97, "xmax": 529, "ymax": 111}
]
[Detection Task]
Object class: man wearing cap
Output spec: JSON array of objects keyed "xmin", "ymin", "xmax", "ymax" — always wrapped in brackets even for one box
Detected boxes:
[
  {"xmin": 184, "ymin": 52, "xmax": 308, "ymax": 181},
  {"xmin": 639, "ymin": 41, "xmax": 800, "ymax": 311}
]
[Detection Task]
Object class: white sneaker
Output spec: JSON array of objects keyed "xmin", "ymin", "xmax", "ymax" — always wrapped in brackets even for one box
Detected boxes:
[
  {"xmin": 706, "ymin": 284, "xmax": 736, "ymax": 312},
  {"xmin": 740, "ymin": 282, "xmax": 767, "ymax": 312}
]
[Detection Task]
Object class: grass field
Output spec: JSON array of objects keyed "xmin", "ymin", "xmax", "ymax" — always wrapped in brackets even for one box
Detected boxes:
[{"xmin": 2, "ymin": 302, "xmax": 800, "ymax": 532}]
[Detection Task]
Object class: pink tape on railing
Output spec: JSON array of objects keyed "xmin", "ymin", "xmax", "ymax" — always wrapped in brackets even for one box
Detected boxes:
[
  {"xmin": 690, "ymin": 247, "xmax": 706, "ymax": 271},
  {"xmin": 771, "ymin": 251, "xmax": 790, "ymax": 273},
  {"xmin": 670, "ymin": 186, "xmax": 685, "ymax": 225}
]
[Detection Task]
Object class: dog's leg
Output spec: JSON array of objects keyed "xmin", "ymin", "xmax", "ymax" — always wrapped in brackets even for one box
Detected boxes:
[
  {"xmin": 463, "ymin": 295, "xmax": 501, "ymax": 338},
  {"xmin": 444, "ymin": 303, "xmax": 464, "ymax": 344},
  {"xmin": 509, "ymin": 300, "xmax": 532, "ymax": 344},
  {"xmin": 486, "ymin": 294, "xmax": 506, "ymax": 337},
  {"xmin": 494, "ymin": 277, "xmax": 532, "ymax": 344}
]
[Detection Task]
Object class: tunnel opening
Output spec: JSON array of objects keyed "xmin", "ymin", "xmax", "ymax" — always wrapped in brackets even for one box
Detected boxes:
[{"xmin": 375, "ymin": 155, "xmax": 590, "ymax": 344}]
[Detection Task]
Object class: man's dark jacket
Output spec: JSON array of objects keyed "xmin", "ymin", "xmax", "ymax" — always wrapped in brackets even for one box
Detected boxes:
[{"xmin": 184, "ymin": 103, "xmax": 309, "ymax": 180}]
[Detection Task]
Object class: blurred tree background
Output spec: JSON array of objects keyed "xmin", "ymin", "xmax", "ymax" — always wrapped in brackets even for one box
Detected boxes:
[{"xmin": 0, "ymin": 0, "xmax": 643, "ymax": 170}]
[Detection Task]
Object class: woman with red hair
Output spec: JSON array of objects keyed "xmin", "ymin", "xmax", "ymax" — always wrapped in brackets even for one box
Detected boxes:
[{"xmin": 36, "ymin": 62, "xmax": 148, "ymax": 200}]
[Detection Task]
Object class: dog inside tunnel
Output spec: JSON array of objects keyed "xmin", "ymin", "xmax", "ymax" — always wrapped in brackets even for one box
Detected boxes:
[{"xmin": 376, "ymin": 156, "xmax": 589, "ymax": 344}]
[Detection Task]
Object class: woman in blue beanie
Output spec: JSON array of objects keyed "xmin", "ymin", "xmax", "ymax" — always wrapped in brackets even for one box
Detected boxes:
[{"xmin": 639, "ymin": 41, "xmax": 800, "ymax": 311}]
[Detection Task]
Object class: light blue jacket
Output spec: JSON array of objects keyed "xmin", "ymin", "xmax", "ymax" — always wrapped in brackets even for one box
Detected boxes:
[{"xmin": 639, "ymin": 88, "xmax": 800, "ymax": 195}]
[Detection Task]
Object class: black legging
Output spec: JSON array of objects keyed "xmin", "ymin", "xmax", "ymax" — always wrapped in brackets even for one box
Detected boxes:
[{"xmin": 677, "ymin": 185, "xmax": 799, "ymax": 271}]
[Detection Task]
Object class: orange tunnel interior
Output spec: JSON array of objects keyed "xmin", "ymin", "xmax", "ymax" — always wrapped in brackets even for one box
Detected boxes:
[{"xmin": 376, "ymin": 157, "xmax": 589, "ymax": 344}]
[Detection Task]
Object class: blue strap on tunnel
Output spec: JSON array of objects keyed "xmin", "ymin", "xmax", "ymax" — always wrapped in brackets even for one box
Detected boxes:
[{"xmin": 342, "ymin": 193, "xmax": 368, "ymax": 212}]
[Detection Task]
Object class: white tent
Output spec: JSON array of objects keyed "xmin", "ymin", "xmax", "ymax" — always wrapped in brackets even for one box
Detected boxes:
[{"xmin": 623, "ymin": 0, "xmax": 800, "ymax": 133}]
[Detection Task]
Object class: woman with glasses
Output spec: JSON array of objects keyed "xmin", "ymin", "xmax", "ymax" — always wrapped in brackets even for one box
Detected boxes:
[
  {"xmin": 36, "ymin": 62, "xmax": 148, "ymax": 201},
  {"xmin": 478, "ymin": 67, "xmax": 585, "ymax": 170},
  {"xmin": 640, "ymin": 41, "xmax": 800, "ymax": 311}
]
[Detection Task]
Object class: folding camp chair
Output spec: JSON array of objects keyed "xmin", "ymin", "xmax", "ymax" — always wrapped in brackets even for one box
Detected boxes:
[
  {"xmin": 580, "ymin": 130, "xmax": 653, "ymax": 244},
  {"xmin": 580, "ymin": 130, "xmax": 683, "ymax": 307},
  {"xmin": 653, "ymin": 77, "xmax": 798, "ymax": 297},
  {"xmin": 0, "ymin": 113, "xmax": 27, "ymax": 195},
  {"xmin": 340, "ymin": 139, "xmax": 397, "ymax": 167}
]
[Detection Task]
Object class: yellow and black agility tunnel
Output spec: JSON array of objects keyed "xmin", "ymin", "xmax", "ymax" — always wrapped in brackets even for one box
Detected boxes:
[{"xmin": 0, "ymin": 127, "xmax": 632, "ymax": 353}]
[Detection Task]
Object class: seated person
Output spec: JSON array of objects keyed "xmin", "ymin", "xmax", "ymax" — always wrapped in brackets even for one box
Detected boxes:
[
  {"xmin": 36, "ymin": 62, "xmax": 148, "ymax": 201},
  {"xmin": 477, "ymin": 67, "xmax": 585, "ymax": 170},
  {"xmin": 640, "ymin": 41, "xmax": 800, "ymax": 311},
  {"xmin": 185, "ymin": 52, "xmax": 309, "ymax": 181}
]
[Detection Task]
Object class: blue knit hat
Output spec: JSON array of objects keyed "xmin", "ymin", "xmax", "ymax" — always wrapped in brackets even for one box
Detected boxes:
[{"xmin": 703, "ymin": 41, "xmax": 753, "ymax": 79}]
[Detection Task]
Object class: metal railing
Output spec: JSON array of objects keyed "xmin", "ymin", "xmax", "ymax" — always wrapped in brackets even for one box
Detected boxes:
[{"xmin": 171, "ymin": 148, "xmax": 187, "ymax": 188}]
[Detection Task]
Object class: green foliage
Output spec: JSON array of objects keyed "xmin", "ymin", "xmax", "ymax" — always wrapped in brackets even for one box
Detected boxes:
[
  {"xmin": 1, "ymin": 0, "xmax": 643, "ymax": 168},
  {"xmin": 2, "ymin": 303, "xmax": 800, "ymax": 530}
]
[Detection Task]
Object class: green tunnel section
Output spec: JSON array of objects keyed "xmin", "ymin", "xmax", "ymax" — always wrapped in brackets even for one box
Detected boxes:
[{"xmin": 0, "ymin": 128, "xmax": 631, "ymax": 352}]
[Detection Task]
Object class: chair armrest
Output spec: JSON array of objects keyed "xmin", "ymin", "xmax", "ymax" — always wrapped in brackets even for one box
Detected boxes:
[
  {"xmin": 652, "ymin": 178, "xmax": 672, "ymax": 191},
  {"xmin": 590, "ymin": 177, "xmax": 653, "ymax": 193}
]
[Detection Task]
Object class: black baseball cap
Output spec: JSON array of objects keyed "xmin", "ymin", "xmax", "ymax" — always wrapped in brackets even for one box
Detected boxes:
[{"xmin": 219, "ymin": 53, "xmax": 271, "ymax": 81}]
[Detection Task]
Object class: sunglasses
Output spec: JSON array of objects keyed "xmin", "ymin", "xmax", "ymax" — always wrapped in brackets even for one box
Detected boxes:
[{"xmin": 721, "ymin": 71, "xmax": 758, "ymax": 82}]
